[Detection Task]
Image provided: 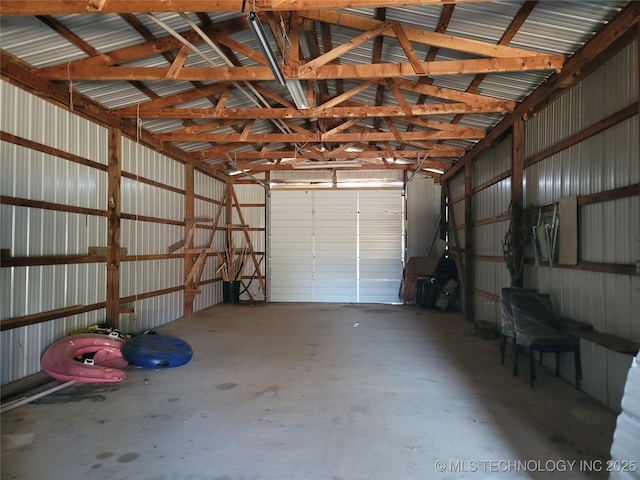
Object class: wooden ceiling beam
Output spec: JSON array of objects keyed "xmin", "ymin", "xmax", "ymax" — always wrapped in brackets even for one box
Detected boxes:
[
  {"xmin": 191, "ymin": 146, "xmax": 459, "ymax": 163},
  {"xmin": 192, "ymin": 145, "xmax": 465, "ymax": 160},
  {"xmin": 113, "ymin": 101, "xmax": 514, "ymax": 120},
  {"xmin": 297, "ymin": 21, "xmax": 394, "ymax": 75},
  {"xmin": 158, "ymin": 128, "xmax": 482, "ymax": 143},
  {"xmin": 300, "ymin": 9, "xmax": 549, "ymax": 58},
  {"xmin": 40, "ymin": 55, "xmax": 564, "ymax": 81}
]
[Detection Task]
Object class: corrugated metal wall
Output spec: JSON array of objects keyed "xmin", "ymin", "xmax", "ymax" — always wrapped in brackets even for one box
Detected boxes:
[
  {"xmin": 1, "ymin": 80, "xmax": 108, "ymax": 384},
  {"xmin": 118, "ymin": 138, "xmax": 186, "ymax": 333},
  {"xmin": 406, "ymin": 176, "xmax": 441, "ymax": 259},
  {"xmin": 193, "ymin": 171, "xmax": 226, "ymax": 311},
  {"xmin": 463, "ymin": 40, "xmax": 639, "ymax": 411},
  {"xmin": 448, "ymin": 172, "xmax": 466, "ymax": 250},
  {"xmin": 233, "ymin": 183, "xmax": 267, "ymax": 301},
  {"xmin": 472, "ymin": 136, "xmax": 512, "ymax": 326},
  {"xmin": 0, "ymin": 81, "xmax": 227, "ymax": 385}
]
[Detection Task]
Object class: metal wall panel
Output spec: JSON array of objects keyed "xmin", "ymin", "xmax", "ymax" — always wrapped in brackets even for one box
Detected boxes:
[
  {"xmin": 0, "ymin": 83, "xmax": 228, "ymax": 385},
  {"xmin": 194, "ymin": 170, "xmax": 225, "ymax": 198},
  {"xmin": 314, "ymin": 190, "xmax": 358, "ymax": 302},
  {"xmin": 120, "ymin": 258, "xmax": 183, "ymax": 299},
  {"xmin": 523, "ymin": 268, "xmax": 638, "ymax": 407},
  {"xmin": 121, "ymin": 177, "xmax": 184, "ymax": 222},
  {"xmin": 1, "ymin": 141, "xmax": 107, "ymax": 210},
  {"xmin": 0, "ymin": 309, "xmax": 107, "ymax": 385},
  {"xmin": 194, "ymin": 282, "xmax": 222, "ymax": 312},
  {"xmin": 525, "ymin": 41, "xmax": 637, "ymax": 158},
  {"xmin": 358, "ymin": 189, "xmax": 404, "ymax": 303},
  {"xmin": 448, "ymin": 171, "xmax": 466, "ymax": 199},
  {"xmin": 473, "ymin": 221, "xmax": 509, "ymax": 257},
  {"xmin": 472, "ymin": 180, "xmax": 511, "ymax": 221},
  {"xmin": 1, "ymin": 81, "xmax": 108, "ymax": 164},
  {"xmin": 1, "ymin": 205, "xmax": 107, "ymax": 257},
  {"xmin": 121, "ymin": 219, "xmax": 183, "ymax": 257},
  {"xmin": 119, "ymin": 291, "xmax": 184, "ymax": 334},
  {"xmin": 118, "ymin": 140, "xmax": 189, "ymax": 333},
  {"xmin": 406, "ymin": 176, "xmax": 441, "ymax": 259},
  {"xmin": 1, "ymin": 82, "xmax": 113, "ymax": 385},
  {"xmin": 473, "ymin": 259, "xmax": 510, "ymax": 302},
  {"xmin": 122, "ymin": 138, "xmax": 185, "ymax": 189},
  {"xmin": 525, "ymin": 117, "xmax": 639, "ymax": 206},
  {"xmin": 192, "ymin": 173, "xmax": 226, "ymax": 307},
  {"xmin": 523, "ymin": 266, "xmax": 639, "ymax": 340},
  {"xmin": 468, "ymin": 41, "xmax": 637, "ymax": 412},
  {"xmin": 473, "ymin": 134, "xmax": 512, "ymax": 186},
  {"xmin": 581, "ymin": 197, "xmax": 640, "ymax": 264},
  {"xmin": 473, "ymin": 294, "xmax": 500, "ymax": 329},
  {"xmin": 269, "ymin": 190, "xmax": 314, "ymax": 302},
  {"xmin": 231, "ymin": 184, "xmax": 266, "ymax": 301},
  {"xmin": 450, "ymin": 201, "xmax": 466, "ymax": 250},
  {"xmin": 1, "ymin": 263, "xmax": 106, "ymax": 320}
]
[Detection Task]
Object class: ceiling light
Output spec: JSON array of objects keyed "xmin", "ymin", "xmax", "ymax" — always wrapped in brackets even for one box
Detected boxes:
[
  {"xmin": 286, "ymin": 79, "xmax": 309, "ymax": 110},
  {"xmin": 292, "ymin": 161, "xmax": 362, "ymax": 169},
  {"xmin": 247, "ymin": 12, "xmax": 286, "ymax": 87},
  {"xmin": 247, "ymin": 12, "xmax": 309, "ymax": 110},
  {"xmin": 423, "ymin": 168, "xmax": 445, "ymax": 175}
]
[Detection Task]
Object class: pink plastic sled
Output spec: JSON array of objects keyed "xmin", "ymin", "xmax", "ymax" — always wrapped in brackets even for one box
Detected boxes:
[{"xmin": 41, "ymin": 333, "xmax": 128, "ymax": 383}]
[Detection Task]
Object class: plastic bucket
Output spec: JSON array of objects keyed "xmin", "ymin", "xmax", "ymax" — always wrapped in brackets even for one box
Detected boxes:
[{"xmin": 223, "ymin": 281, "xmax": 240, "ymax": 304}]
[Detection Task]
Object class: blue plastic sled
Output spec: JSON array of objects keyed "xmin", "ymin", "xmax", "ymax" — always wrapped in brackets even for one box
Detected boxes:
[{"xmin": 122, "ymin": 334, "xmax": 193, "ymax": 369}]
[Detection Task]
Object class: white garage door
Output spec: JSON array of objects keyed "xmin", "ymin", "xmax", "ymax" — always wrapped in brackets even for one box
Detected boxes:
[{"xmin": 269, "ymin": 189, "xmax": 404, "ymax": 303}]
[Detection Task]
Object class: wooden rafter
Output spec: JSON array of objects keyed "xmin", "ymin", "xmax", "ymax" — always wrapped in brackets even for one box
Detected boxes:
[
  {"xmin": 39, "ymin": 54, "xmax": 564, "ymax": 81},
  {"xmin": 113, "ymin": 102, "xmax": 515, "ymax": 121},
  {"xmin": 191, "ymin": 145, "xmax": 466, "ymax": 161}
]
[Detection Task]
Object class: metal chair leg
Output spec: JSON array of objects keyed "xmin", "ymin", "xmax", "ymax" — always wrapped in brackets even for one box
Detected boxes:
[{"xmin": 529, "ymin": 348, "xmax": 536, "ymax": 388}]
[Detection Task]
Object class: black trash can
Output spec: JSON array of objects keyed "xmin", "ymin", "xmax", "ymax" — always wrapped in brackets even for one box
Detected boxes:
[{"xmin": 223, "ymin": 281, "xmax": 240, "ymax": 304}]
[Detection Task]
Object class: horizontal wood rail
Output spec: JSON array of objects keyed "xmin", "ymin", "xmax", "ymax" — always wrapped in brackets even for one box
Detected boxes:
[
  {"xmin": 1, "ymin": 195, "xmax": 107, "ymax": 217},
  {"xmin": 1, "ymin": 303, "xmax": 106, "ymax": 331}
]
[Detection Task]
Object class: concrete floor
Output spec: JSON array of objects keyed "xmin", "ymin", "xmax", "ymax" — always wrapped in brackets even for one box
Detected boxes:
[{"xmin": 1, "ymin": 303, "xmax": 619, "ymax": 480}]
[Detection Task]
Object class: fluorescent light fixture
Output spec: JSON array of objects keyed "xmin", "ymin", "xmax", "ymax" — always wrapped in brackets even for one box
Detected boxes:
[
  {"xmin": 247, "ymin": 12, "xmax": 309, "ymax": 110},
  {"xmin": 345, "ymin": 147, "xmax": 363, "ymax": 152},
  {"xmin": 229, "ymin": 169, "xmax": 249, "ymax": 176},
  {"xmin": 423, "ymin": 167, "xmax": 445, "ymax": 175},
  {"xmin": 247, "ymin": 12, "xmax": 286, "ymax": 87},
  {"xmin": 286, "ymin": 79, "xmax": 309, "ymax": 110},
  {"xmin": 292, "ymin": 160, "xmax": 362, "ymax": 169}
]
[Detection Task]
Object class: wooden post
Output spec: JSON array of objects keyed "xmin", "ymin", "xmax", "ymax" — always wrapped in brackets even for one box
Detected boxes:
[
  {"xmin": 512, "ymin": 116, "xmax": 525, "ymax": 287},
  {"xmin": 184, "ymin": 162, "xmax": 195, "ymax": 316},
  {"xmin": 440, "ymin": 183, "xmax": 447, "ymax": 241},
  {"xmin": 106, "ymin": 127, "xmax": 121, "ymax": 328},
  {"xmin": 464, "ymin": 162, "xmax": 474, "ymax": 324}
]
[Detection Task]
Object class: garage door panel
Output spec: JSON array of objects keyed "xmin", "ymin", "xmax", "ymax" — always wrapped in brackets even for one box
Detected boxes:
[{"xmin": 270, "ymin": 189, "xmax": 403, "ymax": 303}]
